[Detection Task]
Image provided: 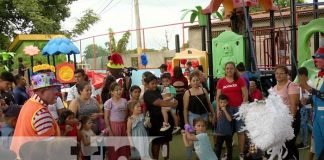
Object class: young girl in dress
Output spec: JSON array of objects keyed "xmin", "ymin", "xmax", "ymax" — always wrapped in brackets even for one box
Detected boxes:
[
  {"xmin": 80, "ymin": 115, "xmax": 98, "ymax": 160},
  {"xmin": 58, "ymin": 109, "xmax": 78, "ymax": 137},
  {"xmin": 183, "ymin": 118, "xmax": 217, "ymax": 160},
  {"xmin": 129, "ymin": 85, "xmax": 146, "ymax": 113},
  {"xmin": 127, "ymin": 101, "xmax": 150, "ymax": 160},
  {"xmin": 104, "ymin": 82, "xmax": 129, "ymax": 159}
]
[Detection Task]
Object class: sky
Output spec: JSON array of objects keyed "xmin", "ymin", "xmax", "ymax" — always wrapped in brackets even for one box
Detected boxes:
[{"xmin": 62, "ymin": 0, "xmax": 319, "ymax": 61}]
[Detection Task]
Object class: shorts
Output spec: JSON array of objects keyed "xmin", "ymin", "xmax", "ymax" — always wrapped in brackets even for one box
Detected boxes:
[
  {"xmin": 170, "ymin": 108, "xmax": 176, "ymax": 114},
  {"xmin": 229, "ymin": 106, "xmax": 245, "ymax": 133}
]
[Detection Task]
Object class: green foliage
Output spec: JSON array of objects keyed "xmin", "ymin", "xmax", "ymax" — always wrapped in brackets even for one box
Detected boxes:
[
  {"xmin": 181, "ymin": 6, "xmax": 223, "ymax": 25},
  {"xmin": 83, "ymin": 44, "xmax": 109, "ymax": 59},
  {"xmin": 0, "ymin": 0, "xmax": 99, "ymax": 50},
  {"xmin": 106, "ymin": 28, "xmax": 131, "ymax": 54},
  {"xmin": 69, "ymin": 10, "xmax": 100, "ymax": 38}
]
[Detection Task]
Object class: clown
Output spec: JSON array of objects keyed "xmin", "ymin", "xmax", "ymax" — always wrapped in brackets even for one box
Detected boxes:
[
  {"xmin": 10, "ymin": 64, "xmax": 61, "ymax": 155},
  {"xmin": 300, "ymin": 47, "xmax": 324, "ymax": 159},
  {"xmin": 107, "ymin": 53, "xmax": 131, "ymax": 100}
]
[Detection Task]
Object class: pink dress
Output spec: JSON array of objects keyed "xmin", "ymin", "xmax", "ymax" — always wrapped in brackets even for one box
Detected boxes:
[{"xmin": 104, "ymin": 98, "xmax": 130, "ymax": 159}]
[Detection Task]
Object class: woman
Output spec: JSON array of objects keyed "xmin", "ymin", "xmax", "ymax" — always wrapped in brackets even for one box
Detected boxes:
[
  {"xmin": 143, "ymin": 74, "xmax": 178, "ymax": 160},
  {"xmin": 69, "ymin": 81, "xmax": 103, "ymax": 134},
  {"xmin": 171, "ymin": 66, "xmax": 188, "ymax": 129},
  {"xmin": 273, "ymin": 65, "xmax": 300, "ymax": 160},
  {"xmin": 183, "ymin": 70, "xmax": 215, "ymax": 160},
  {"xmin": 216, "ymin": 61, "xmax": 248, "ymax": 160},
  {"xmin": 101, "ymin": 75, "xmax": 116, "ymax": 104}
]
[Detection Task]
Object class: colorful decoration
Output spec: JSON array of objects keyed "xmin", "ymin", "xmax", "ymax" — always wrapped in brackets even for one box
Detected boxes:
[
  {"xmin": 140, "ymin": 53, "xmax": 148, "ymax": 67},
  {"xmin": 56, "ymin": 62, "xmax": 75, "ymax": 83},
  {"xmin": 107, "ymin": 52, "xmax": 124, "ymax": 69},
  {"xmin": 31, "ymin": 71, "xmax": 60, "ymax": 90},
  {"xmin": 236, "ymin": 89, "xmax": 294, "ymax": 160},
  {"xmin": 33, "ymin": 64, "xmax": 56, "ymax": 73},
  {"xmin": 180, "ymin": 59, "xmax": 187, "ymax": 65},
  {"xmin": 23, "ymin": 45, "xmax": 40, "ymax": 56},
  {"xmin": 42, "ymin": 37, "xmax": 80, "ymax": 55}
]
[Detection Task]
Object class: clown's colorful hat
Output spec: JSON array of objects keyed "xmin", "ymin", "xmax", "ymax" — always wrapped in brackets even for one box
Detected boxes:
[
  {"xmin": 31, "ymin": 64, "xmax": 60, "ymax": 90},
  {"xmin": 107, "ymin": 53, "xmax": 124, "ymax": 69},
  {"xmin": 312, "ymin": 47, "xmax": 324, "ymax": 59}
]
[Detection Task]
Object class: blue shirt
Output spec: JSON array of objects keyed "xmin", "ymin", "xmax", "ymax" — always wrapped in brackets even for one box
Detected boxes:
[
  {"xmin": 13, "ymin": 86, "xmax": 29, "ymax": 105},
  {"xmin": 193, "ymin": 133, "xmax": 218, "ymax": 160},
  {"xmin": 215, "ymin": 107, "xmax": 233, "ymax": 136}
]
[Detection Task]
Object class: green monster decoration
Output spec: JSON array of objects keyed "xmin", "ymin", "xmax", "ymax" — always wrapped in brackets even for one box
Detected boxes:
[
  {"xmin": 212, "ymin": 31, "xmax": 245, "ymax": 78},
  {"xmin": 295, "ymin": 18, "xmax": 324, "ymax": 83}
]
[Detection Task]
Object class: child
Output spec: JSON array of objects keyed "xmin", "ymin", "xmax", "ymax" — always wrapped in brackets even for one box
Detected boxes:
[
  {"xmin": 214, "ymin": 95, "xmax": 233, "ymax": 160},
  {"xmin": 79, "ymin": 115, "xmax": 98, "ymax": 160},
  {"xmin": 182, "ymin": 117, "xmax": 217, "ymax": 160},
  {"xmin": 104, "ymin": 82, "xmax": 129, "ymax": 159},
  {"xmin": 126, "ymin": 101, "xmax": 150, "ymax": 159},
  {"xmin": 129, "ymin": 85, "xmax": 146, "ymax": 113},
  {"xmin": 297, "ymin": 67, "xmax": 311, "ymax": 149},
  {"xmin": 58, "ymin": 109, "xmax": 78, "ymax": 137},
  {"xmin": 160, "ymin": 73, "xmax": 180, "ymax": 133},
  {"xmin": 0, "ymin": 104, "xmax": 21, "ymax": 149}
]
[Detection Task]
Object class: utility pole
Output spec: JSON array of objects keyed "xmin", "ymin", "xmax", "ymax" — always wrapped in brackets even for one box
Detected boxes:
[
  {"xmin": 134, "ymin": 0, "xmax": 142, "ymax": 68},
  {"xmin": 165, "ymin": 30, "xmax": 169, "ymax": 50}
]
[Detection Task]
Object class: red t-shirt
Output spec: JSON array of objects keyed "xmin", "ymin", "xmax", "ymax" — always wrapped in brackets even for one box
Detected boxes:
[
  {"xmin": 250, "ymin": 89, "xmax": 263, "ymax": 101},
  {"xmin": 60, "ymin": 124, "xmax": 78, "ymax": 137},
  {"xmin": 216, "ymin": 77, "xmax": 246, "ymax": 107}
]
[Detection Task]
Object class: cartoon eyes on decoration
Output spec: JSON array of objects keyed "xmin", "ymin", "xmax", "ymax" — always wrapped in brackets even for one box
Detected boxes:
[{"xmin": 236, "ymin": 41, "xmax": 240, "ymax": 46}]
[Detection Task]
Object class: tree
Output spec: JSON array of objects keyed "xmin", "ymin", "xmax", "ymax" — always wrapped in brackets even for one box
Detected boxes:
[
  {"xmin": 83, "ymin": 44, "xmax": 109, "ymax": 59},
  {"xmin": 106, "ymin": 28, "xmax": 131, "ymax": 54},
  {"xmin": 0, "ymin": 0, "xmax": 99, "ymax": 50}
]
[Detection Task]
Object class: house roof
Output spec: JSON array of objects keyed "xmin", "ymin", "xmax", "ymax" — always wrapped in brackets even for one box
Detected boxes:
[{"xmin": 8, "ymin": 34, "xmax": 65, "ymax": 52}]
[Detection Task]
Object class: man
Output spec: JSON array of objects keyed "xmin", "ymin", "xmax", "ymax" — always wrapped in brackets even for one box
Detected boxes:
[
  {"xmin": 18, "ymin": 57, "xmax": 28, "ymax": 77},
  {"xmin": 0, "ymin": 71, "xmax": 15, "ymax": 108},
  {"xmin": 66, "ymin": 68, "xmax": 96, "ymax": 104},
  {"xmin": 10, "ymin": 66, "xmax": 61, "ymax": 155},
  {"xmin": 300, "ymin": 47, "xmax": 324, "ymax": 159},
  {"xmin": 13, "ymin": 74, "xmax": 29, "ymax": 105}
]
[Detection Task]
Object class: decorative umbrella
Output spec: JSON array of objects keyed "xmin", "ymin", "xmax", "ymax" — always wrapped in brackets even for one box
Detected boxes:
[{"xmin": 42, "ymin": 37, "xmax": 80, "ymax": 68}]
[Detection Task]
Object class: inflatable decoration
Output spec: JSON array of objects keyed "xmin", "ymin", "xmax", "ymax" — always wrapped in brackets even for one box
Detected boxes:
[
  {"xmin": 236, "ymin": 89, "xmax": 294, "ymax": 160},
  {"xmin": 212, "ymin": 31, "xmax": 245, "ymax": 78},
  {"xmin": 140, "ymin": 53, "xmax": 148, "ymax": 67}
]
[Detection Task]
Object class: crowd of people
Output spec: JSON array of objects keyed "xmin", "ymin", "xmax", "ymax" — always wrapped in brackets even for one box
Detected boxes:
[{"xmin": 0, "ymin": 47, "xmax": 324, "ymax": 160}]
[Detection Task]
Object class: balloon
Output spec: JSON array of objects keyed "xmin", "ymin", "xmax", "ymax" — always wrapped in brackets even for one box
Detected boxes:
[
  {"xmin": 140, "ymin": 53, "xmax": 148, "ymax": 66},
  {"xmin": 180, "ymin": 59, "xmax": 187, "ymax": 65}
]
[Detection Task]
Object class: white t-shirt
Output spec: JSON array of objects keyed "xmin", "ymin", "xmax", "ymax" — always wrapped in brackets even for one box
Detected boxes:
[
  {"xmin": 66, "ymin": 84, "xmax": 97, "ymax": 102},
  {"xmin": 48, "ymin": 97, "xmax": 65, "ymax": 120}
]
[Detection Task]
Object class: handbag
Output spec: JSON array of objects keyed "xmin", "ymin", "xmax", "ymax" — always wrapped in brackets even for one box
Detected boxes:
[{"xmin": 195, "ymin": 95, "xmax": 213, "ymax": 123}]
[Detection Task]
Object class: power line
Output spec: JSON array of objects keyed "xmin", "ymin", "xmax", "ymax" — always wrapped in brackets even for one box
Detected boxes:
[
  {"xmin": 98, "ymin": 0, "xmax": 115, "ymax": 16},
  {"xmin": 95, "ymin": 0, "xmax": 108, "ymax": 14}
]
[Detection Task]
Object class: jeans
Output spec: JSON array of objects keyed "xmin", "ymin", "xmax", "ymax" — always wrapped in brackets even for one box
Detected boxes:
[
  {"xmin": 299, "ymin": 107, "xmax": 310, "ymax": 146},
  {"xmin": 215, "ymin": 135, "xmax": 233, "ymax": 160}
]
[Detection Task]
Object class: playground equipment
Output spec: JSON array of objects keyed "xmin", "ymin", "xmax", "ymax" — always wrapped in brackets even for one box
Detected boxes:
[
  {"xmin": 172, "ymin": 48, "xmax": 208, "ymax": 75},
  {"xmin": 295, "ymin": 18, "xmax": 324, "ymax": 83},
  {"xmin": 0, "ymin": 52, "xmax": 15, "ymax": 72},
  {"xmin": 212, "ymin": 31, "xmax": 245, "ymax": 78}
]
